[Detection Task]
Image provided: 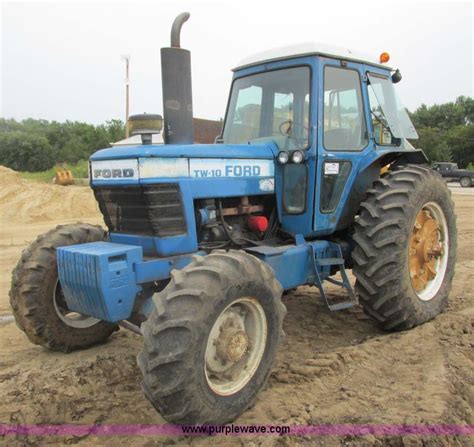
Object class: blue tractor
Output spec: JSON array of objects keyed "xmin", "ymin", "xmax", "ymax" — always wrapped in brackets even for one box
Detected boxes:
[{"xmin": 10, "ymin": 13, "xmax": 457, "ymax": 425}]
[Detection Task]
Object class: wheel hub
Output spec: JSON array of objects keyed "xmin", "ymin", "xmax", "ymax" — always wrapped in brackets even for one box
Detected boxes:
[
  {"xmin": 409, "ymin": 208, "xmax": 444, "ymax": 293},
  {"xmin": 217, "ymin": 328, "xmax": 249, "ymax": 363},
  {"xmin": 204, "ymin": 298, "xmax": 267, "ymax": 396},
  {"xmin": 206, "ymin": 310, "xmax": 248, "ymax": 373}
]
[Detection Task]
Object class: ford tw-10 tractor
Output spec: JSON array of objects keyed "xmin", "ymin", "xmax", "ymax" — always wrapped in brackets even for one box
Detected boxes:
[{"xmin": 10, "ymin": 13, "xmax": 457, "ymax": 425}]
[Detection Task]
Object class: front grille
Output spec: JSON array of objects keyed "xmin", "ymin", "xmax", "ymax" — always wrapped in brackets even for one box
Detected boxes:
[{"xmin": 93, "ymin": 184, "xmax": 187, "ymax": 237}]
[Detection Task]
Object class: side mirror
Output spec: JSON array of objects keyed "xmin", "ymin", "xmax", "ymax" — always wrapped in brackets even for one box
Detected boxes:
[
  {"xmin": 214, "ymin": 135, "xmax": 224, "ymax": 144},
  {"xmin": 391, "ymin": 69, "xmax": 402, "ymax": 84}
]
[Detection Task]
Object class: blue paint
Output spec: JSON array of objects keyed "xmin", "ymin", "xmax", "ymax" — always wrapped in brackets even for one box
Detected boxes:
[
  {"xmin": 246, "ymin": 239, "xmax": 340, "ymax": 290},
  {"xmin": 57, "ymin": 242, "xmax": 143, "ymax": 322},
  {"xmin": 109, "ymin": 233, "xmax": 157, "ymax": 257},
  {"xmin": 139, "ymin": 177, "xmax": 274, "ymax": 198},
  {"xmin": 90, "ymin": 142, "xmax": 277, "ymax": 161},
  {"xmin": 57, "ymin": 241, "xmax": 207, "ymax": 322},
  {"xmin": 134, "ymin": 251, "xmax": 206, "ymax": 284}
]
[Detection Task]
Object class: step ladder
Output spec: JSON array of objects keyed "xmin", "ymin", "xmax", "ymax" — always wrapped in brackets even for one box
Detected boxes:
[{"xmin": 308, "ymin": 244, "xmax": 358, "ymax": 311}]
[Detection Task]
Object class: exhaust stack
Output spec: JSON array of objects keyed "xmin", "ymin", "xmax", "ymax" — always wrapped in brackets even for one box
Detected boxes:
[{"xmin": 161, "ymin": 12, "xmax": 194, "ymax": 145}]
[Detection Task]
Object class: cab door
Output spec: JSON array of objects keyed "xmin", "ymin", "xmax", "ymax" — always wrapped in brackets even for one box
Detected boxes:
[{"xmin": 313, "ymin": 57, "xmax": 374, "ymax": 234}]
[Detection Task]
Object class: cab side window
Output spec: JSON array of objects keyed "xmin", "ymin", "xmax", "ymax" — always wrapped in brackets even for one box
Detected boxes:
[{"xmin": 323, "ymin": 66, "xmax": 368, "ymax": 151}]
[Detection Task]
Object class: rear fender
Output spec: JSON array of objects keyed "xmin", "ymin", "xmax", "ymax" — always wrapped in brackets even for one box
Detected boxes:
[
  {"xmin": 390, "ymin": 149, "xmax": 429, "ymax": 166},
  {"xmin": 336, "ymin": 149, "xmax": 429, "ymax": 231}
]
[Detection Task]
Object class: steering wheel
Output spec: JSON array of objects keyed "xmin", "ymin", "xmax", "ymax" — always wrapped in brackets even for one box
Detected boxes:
[
  {"xmin": 278, "ymin": 120, "xmax": 309, "ymax": 149},
  {"xmin": 279, "ymin": 120, "xmax": 293, "ymax": 136}
]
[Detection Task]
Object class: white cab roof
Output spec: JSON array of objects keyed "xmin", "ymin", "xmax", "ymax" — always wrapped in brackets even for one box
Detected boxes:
[{"xmin": 233, "ymin": 42, "xmax": 391, "ymax": 71}]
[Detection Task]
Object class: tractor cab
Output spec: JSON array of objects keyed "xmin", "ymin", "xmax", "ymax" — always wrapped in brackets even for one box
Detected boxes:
[{"xmin": 222, "ymin": 43, "xmax": 420, "ymax": 236}]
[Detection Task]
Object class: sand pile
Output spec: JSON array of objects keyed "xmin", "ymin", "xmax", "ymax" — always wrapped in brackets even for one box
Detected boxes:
[
  {"xmin": 0, "ymin": 165, "xmax": 23, "ymax": 185},
  {"xmin": 0, "ymin": 166, "xmax": 102, "ymax": 223}
]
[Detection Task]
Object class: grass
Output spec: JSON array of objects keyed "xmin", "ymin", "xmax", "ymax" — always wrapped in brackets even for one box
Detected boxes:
[{"xmin": 19, "ymin": 160, "xmax": 89, "ymax": 183}]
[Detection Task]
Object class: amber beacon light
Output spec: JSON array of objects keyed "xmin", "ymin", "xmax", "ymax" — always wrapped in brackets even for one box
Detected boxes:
[{"xmin": 379, "ymin": 52, "xmax": 390, "ymax": 64}]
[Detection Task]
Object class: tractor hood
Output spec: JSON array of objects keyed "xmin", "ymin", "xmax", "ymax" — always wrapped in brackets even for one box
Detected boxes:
[
  {"xmin": 89, "ymin": 142, "xmax": 278, "ymax": 190},
  {"xmin": 90, "ymin": 142, "xmax": 277, "ymax": 161}
]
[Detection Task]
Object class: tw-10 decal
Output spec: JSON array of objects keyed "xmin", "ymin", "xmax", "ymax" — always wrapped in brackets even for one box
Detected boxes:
[{"xmin": 189, "ymin": 159, "xmax": 274, "ymax": 178}]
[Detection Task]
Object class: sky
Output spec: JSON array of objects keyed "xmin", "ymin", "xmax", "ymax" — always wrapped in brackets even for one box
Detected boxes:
[{"xmin": 1, "ymin": 1, "xmax": 472, "ymax": 124}]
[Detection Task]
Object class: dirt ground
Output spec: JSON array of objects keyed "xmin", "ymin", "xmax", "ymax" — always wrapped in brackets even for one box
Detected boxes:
[{"xmin": 0, "ymin": 167, "xmax": 472, "ymax": 446}]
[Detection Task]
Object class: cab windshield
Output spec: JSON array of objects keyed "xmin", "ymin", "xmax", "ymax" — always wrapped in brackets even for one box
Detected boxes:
[{"xmin": 223, "ymin": 67, "xmax": 310, "ymax": 150}]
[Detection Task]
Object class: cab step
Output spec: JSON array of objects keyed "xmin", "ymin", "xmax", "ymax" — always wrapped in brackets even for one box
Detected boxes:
[{"xmin": 309, "ymin": 244, "xmax": 358, "ymax": 311}]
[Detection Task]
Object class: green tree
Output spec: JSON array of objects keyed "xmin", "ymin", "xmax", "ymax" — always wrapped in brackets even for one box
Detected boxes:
[
  {"xmin": 447, "ymin": 125, "xmax": 474, "ymax": 168},
  {"xmin": 410, "ymin": 96, "xmax": 473, "ymax": 166},
  {"xmin": 410, "ymin": 96, "xmax": 474, "ymax": 129},
  {"xmin": 0, "ymin": 132, "xmax": 55, "ymax": 171},
  {"xmin": 0, "ymin": 117, "xmax": 128, "ymax": 171},
  {"xmin": 415, "ymin": 127, "xmax": 452, "ymax": 162},
  {"xmin": 57, "ymin": 134, "xmax": 89, "ymax": 163},
  {"xmin": 105, "ymin": 119, "xmax": 126, "ymax": 142}
]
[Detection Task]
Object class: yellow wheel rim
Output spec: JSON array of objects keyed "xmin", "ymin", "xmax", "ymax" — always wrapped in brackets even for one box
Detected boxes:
[{"xmin": 409, "ymin": 202, "xmax": 449, "ymax": 301}]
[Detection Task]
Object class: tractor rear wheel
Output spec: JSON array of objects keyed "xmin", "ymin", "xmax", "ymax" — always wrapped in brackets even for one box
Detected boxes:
[
  {"xmin": 352, "ymin": 164, "xmax": 457, "ymax": 331},
  {"xmin": 138, "ymin": 250, "xmax": 285, "ymax": 425},
  {"xmin": 9, "ymin": 223, "xmax": 118, "ymax": 352}
]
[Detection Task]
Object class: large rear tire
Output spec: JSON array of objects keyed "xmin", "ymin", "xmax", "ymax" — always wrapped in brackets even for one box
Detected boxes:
[
  {"xmin": 138, "ymin": 250, "xmax": 285, "ymax": 425},
  {"xmin": 352, "ymin": 165, "xmax": 457, "ymax": 331},
  {"xmin": 9, "ymin": 223, "xmax": 118, "ymax": 352}
]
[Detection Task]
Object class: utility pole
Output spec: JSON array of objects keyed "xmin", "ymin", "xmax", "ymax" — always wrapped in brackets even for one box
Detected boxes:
[{"xmin": 121, "ymin": 55, "xmax": 130, "ymax": 138}]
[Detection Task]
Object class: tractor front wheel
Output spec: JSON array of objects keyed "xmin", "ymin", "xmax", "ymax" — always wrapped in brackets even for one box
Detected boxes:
[
  {"xmin": 352, "ymin": 164, "xmax": 457, "ymax": 331},
  {"xmin": 138, "ymin": 250, "xmax": 285, "ymax": 425},
  {"xmin": 9, "ymin": 223, "xmax": 118, "ymax": 352}
]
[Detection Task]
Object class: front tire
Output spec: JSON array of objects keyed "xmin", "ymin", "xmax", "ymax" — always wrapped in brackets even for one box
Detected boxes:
[
  {"xmin": 352, "ymin": 165, "xmax": 457, "ymax": 331},
  {"xmin": 9, "ymin": 223, "xmax": 118, "ymax": 352},
  {"xmin": 138, "ymin": 250, "xmax": 285, "ymax": 425}
]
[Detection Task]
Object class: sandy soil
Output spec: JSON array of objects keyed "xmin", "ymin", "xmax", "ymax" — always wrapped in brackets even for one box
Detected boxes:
[{"xmin": 0, "ymin": 167, "xmax": 472, "ymax": 446}]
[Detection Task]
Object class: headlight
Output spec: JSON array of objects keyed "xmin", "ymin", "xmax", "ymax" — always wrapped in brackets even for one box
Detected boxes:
[
  {"xmin": 277, "ymin": 151, "xmax": 289, "ymax": 164},
  {"xmin": 291, "ymin": 150, "xmax": 304, "ymax": 164}
]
